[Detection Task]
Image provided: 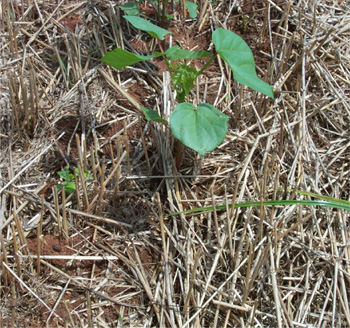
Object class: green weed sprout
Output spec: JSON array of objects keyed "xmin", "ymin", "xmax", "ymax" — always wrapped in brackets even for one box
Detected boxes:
[
  {"xmin": 100, "ymin": 15, "xmax": 273, "ymax": 156},
  {"xmin": 57, "ymin": 165, "xmax": 92, "ymax": 194}
]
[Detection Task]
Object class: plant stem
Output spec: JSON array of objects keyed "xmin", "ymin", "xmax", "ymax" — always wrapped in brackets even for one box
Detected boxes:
[
  {"xmin": 175, "ymin": 139, "xmax": 185, "ymax": 171},
  {"xmin": 196, "ymin": 54, "xmax": 217, "ymax": 78},
  {"xmin": 157, "ymin": 39, "xmax": 165, "ymax": 53},
  {"xmin": 162, "ymin": 0, "xmax": 166, "ymax": 28}
]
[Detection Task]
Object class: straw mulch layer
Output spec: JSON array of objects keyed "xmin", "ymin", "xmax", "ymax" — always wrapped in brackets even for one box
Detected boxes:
[{"xmin": 0, "ymin": 0, "xmax": 349, "ymax": 327}]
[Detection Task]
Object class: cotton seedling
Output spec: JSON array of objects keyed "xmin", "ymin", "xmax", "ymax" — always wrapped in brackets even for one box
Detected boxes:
[{"xmin": 101, "ymin": 15, "xmax": 273, "ymax": 156}]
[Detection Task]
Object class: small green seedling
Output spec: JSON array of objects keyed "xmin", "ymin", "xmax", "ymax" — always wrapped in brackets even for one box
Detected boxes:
[
  {"xmin": 101, "ymin": 15, "xmax": 273, "ymax": 156},
  {"xmin": 57, "ymin": 165, "xmax": 92, "ymax": 194}
]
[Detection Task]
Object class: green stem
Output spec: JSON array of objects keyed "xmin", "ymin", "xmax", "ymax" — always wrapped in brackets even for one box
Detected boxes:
[
  {"xmin": 164, "ymin": 56, "xmax": 173, "ymax": 74},
  {"xmin": 196, "ymin": 54, "xmax": 217, "ymax": 78},
  {"xmin": 156, "ymin": 39, "xmax": 165, "ymax": 53},
  {"xmin": 162, "ymin": 0, "xmax": 166, "ymax": 28}
]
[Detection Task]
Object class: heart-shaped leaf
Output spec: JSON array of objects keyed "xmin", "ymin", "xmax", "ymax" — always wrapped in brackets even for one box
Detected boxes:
[
  {"xmin": 170, "ymin": 103, "xmax": 229, "ymax": 156},
  {"xmin": 123, "ymin": 15, "xmax": 173, "ymax": 40},
  {"xmin": 212, "ymin": 28, "xmax": 273, "ymax": 98}
]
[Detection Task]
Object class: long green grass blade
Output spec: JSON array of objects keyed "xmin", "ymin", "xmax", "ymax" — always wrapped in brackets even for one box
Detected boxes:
[
  {"xmin": 168, "ymin": 199, "xmax": 350, "ymax": 216},
  {"xmin": 288, "ymin": 188, "xmax": 350, "ymax": 206}
]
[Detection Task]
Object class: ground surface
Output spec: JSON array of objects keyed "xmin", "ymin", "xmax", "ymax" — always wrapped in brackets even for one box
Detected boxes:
[{"xmin": 0, "ymin": 0, "xmax": 349, "ymax": 327}]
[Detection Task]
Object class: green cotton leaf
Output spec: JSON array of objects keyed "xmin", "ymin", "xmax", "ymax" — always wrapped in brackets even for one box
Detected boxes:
[
  {"xmin": 142, "ymin": 106, "xmax": 168, "ymax": 124},
  {"xmin": 170, "ymin": 103, "xmax": 229, "ymax": 156},
  {"xmin": 212, "ymin": 28, "xmax": 273, "ymax": 98},
  {"xmin": 123, "ymin": 15, "xmax": 173, "ymax": 40},
  {"xmin": 120, "ymin": 3, "xmax": 140, "ymax": 15},
  {"xmin": 171, "ymin": 64, "xmax": 198, "ymax": 102},
  {"xmin": 165, "ymin": 46, "xmax": 212, "ymax": 60},
  {"xmin": 100, "ymin": 48, "xmax": 157, "ymax": 70},
  {"xmin": 185, "ymin": 1, "xmax": 198, "ymax": 18}
]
